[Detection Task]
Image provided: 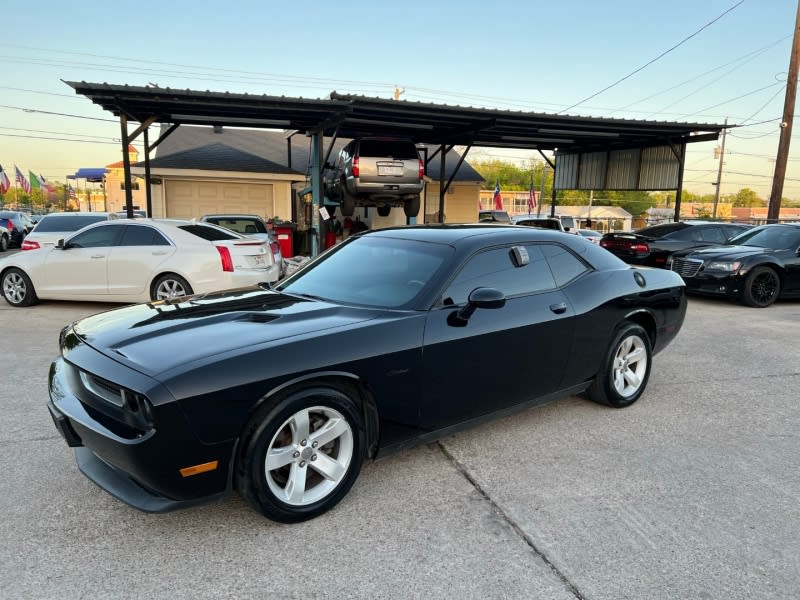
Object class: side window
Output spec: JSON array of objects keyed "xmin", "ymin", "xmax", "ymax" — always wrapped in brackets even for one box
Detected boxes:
[
  {"xmin": 441, "ymin": 246, "xmax": 556, "ymax": 305},
  {"xmin": 119, "ymin": 225, "xmax": 170, "ymax": 246},
  {"xmin": 66, "ymin": 226, "xmax": 119, "ymax": 249},
  {"xmin": 540, "ymin": 243, "xmax": 589, "ymax": 287}
]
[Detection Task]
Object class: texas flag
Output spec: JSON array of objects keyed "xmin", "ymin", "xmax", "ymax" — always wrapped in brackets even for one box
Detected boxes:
[
  {"xmin": 0, "ymin": 164, "xmax": 11, "ymax": 194},
  {"xmin": 493, "ymin": 181, "xmax": 503, "ymax": 210}
]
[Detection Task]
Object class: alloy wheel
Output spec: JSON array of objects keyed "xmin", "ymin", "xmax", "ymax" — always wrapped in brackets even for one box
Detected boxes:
[
  {"xmin": 3, "ymin": 271, "xmax": 26, "ymax": 304},
  {"xmin": 264, "ymin": 406, "xmax": 354, "ymax": 506},
  {"xmin": 612, "ymin": 334, "xmax": 648, "ymax": 398}
]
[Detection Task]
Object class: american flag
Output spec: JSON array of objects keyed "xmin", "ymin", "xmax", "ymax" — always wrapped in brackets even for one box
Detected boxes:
[
  {"xmin": 15, "ymin": 165, "xmax": 31, "ymax": 193},
  {"xmin": 68, "ymin": 184, "xmax": 77, "ymax": 200},
  {"xmin": 493, "ymin": 181, "xmax": 503, "ymax": 210}
]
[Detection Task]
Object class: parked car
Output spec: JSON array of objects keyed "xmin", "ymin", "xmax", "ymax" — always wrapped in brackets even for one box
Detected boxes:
[
  {"xmin": 46, "ymin": 225, "xmax": 686, "ymax": 523},
  {"xmin": 1, "ymin": 219, "xmax": 279, "ymax": 307},
  {"xmin": 0, "ymin": 223, "xmax": 9, "ymax": 252},
  {"xmin": 479, "ymin": 210, "xmax": 512, "ymax": 223},
  {"xmin": 600, "ymin": 221, "xmax": 752, "ymax": 268},
  {"xmin": 323, "ymin": 138, "xmax": 423, "ymax": 218},
  {"xmin": 0, "ymin": 210, "xmax": 34, "ymax": 247},
  {"xmin": 667, "ymin": 223, "xmax": 800, "ymax": 307},
  {"xmin": 200, "ymin": 214, "xmax": 284, "ymax": 276},
  {"xmin": 115, "ymin": 209, "xmax": 147, "ymax": 218},
  {"xmin": 577, "ymin": 229, "xmax": 603, "ymax": 244},
  {"xmin": 513, "ymin": 215, "xmax": 565, "ymax": 232},
  {"xmin": 22, "ymin": 211, "xmax": 118, "ymax": 250}
]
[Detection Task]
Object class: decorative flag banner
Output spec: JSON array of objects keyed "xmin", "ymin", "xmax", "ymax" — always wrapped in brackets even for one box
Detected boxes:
[
  {"xmin": 0, "ymin": 164, "xmax": 11, "ymax": 194},
  {"xmin": 15, "ymin": 165, "xmax": 31, "ymax": 193},
  {"xmin": 493, "ymin": 180, "xmax": 503, "ymax": 210},
  {"xmin": 29, "ymin": 171, "xmax": 41, "ymax": 190},
  {"xmin": 528, "ymin": 175, "xmax": 537, "ymax": 213},
  {"xmin": 40, "ymin": 174, "xmax": 55, "ymax": 193}
]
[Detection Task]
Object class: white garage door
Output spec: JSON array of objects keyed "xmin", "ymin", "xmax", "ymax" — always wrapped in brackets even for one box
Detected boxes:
[{"xmin": 165, "ymin": 180, "xmax": 275, "ymax": 219}]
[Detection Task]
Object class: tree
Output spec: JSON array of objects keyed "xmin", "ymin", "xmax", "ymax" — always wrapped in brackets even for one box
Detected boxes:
[{"xmin": 732, "ymin": 188, "xmax": 763, "ymax": 207}]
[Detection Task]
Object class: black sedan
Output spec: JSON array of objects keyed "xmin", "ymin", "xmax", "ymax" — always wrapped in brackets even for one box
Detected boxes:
[
  {"xmin": 600, "ymin": 221, "xmax": 752, "ymax": 267},
  {"xmin": 667, "ymin": 223, "xmax": 800, "ymax": 307},
  {"xmin": 48, "ymin": 225, "xmax": 686, "ymax": 523}
]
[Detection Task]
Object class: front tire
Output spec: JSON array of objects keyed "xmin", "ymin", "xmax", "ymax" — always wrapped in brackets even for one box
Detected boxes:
[
  {"xmin": 2, "ymin": 268, "xmax": 39, "ymax": 307},
  {"xmin": 742, "ymin": 266, "xmax": 780, "ymax": 308},
  {"xmin": 236, "ymin": 384, "xmax": 366, "ymax": 523},
  {"xmin": 588, "ymin": 323, "xmax": 652, "ymax": 408},
  {"xmin": 151, "ymin": 274, "xmax": 193, "ymax": 301}
]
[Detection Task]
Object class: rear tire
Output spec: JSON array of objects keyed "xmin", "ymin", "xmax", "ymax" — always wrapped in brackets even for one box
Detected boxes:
[
  {"xmin": 340, "ymin": 193, "xmax": 356, "ymax": 217},
  {"xmin": 404, "ymin": 194, "xmax": 421, "ymax": 218},
  {"xmin": 588, "ymin": 323, "xmax": 652, "ymax": 408},
  {"xmin": 2, "ymin": 268, "xmax": 38, "ymax": 307},
  {"xmin": 742, "ymin": 266, "xmax": 780, "ymax": 308},
  {"xmin": 0, "ymin": 234, "xmax": 8, "ymax": 252},
  {"xmin": 236, "ymin": 383, "xmax": 366, "ymax": 523},
  {"xmin": 151, "ymin": 274, "xmax": 193, "ymax": 301}
]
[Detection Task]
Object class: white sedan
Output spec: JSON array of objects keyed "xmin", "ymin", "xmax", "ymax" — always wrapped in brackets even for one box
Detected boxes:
[{"xmin": 0, "ymin": 219, "xmax": 280, "ymax": 307}]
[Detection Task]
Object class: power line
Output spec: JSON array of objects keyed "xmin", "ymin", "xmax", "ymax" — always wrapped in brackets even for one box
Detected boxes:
[
  {"xmin": 559, "ymin": 0, "xmax": 746, "ymax": 114},
  {"xmin": 0, "ymin": 104, "xmax": 117, "ymax": 122},
  {"xmin": 0, "ymin": 126, "xmax": 116, "ymax": 140},
  {"xmin": 0, "ymin": 133, "xmax": 119, "ymax": 144}
]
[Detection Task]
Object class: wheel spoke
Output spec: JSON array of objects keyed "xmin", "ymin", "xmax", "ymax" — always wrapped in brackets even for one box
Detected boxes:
[
  {"xmin": 310, "ymin": 451, "xmax": 346, "ymax": 482},
  {"xmin": 309, "ymin": 417, "xmax": 349, "ymax": 448},
  {"xmin": 265, "ymin": 445, "xmax": 296, "ymax": 471},
  {"xmin": 625, "ymin": 345, "xmax": 645, "ymax": 364},
  {"xmin": 285, "ymin": 462, "xmax": 307, "ymax": 504},
  {"xmin": 623, "ymin": 367, "xmax": 641, "ymax": 391},
  {"xmin": 291, "ymin": 408, "xmax": 311, "ymax": 444}
]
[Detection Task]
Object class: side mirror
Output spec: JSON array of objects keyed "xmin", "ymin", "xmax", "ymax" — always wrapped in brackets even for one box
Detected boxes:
[
  {"xmin": 56, "ymin": 239, "xmax": 65, "ymax": 249},
  {"xmin": 448, "ymin": 287, "xmax": 506, "ymax": 326}
]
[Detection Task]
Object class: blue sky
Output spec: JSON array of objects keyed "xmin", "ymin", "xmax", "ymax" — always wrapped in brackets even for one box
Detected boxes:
[{"xmin": 1, "ymin": 0, "xmax": 797, "ymax": 199}]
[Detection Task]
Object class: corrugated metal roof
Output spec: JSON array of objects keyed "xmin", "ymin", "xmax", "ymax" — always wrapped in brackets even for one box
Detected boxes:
[{"xmin": 66, "ymin": 81, "xmax": 725, "ymax": 154}]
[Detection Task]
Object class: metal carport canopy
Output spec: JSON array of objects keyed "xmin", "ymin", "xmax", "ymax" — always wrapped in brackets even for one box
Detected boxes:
[{"xmin": 65, "ymin": 81, "xmax": 725, "ymax": 231}]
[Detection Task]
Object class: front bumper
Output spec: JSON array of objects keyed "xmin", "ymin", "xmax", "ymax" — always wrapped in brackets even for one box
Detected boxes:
[
  {"xmin": 682, "ymin": 272, "xmax": 742, "ymax": 299},
  {"xmin": 48, "ymin": 345, "xmax": 235, "ymax": 513}
]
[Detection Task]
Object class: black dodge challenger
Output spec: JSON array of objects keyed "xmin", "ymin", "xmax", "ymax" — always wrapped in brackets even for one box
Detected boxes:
[{"xmin": 48, "ymin": 225, "xmax": 686, "ymax": 522}]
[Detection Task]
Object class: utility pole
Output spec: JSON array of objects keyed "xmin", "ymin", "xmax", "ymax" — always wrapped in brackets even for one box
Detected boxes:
[
  {"xmin": 768, "ymin": 0, "xmax": 800, "ymax": 223},
  {"xmin": 713, "ymin": 117, "xmax": 728, "ymax": 219}
]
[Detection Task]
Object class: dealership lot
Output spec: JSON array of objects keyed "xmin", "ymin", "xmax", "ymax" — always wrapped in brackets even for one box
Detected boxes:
[{"xmin": 2, "ymin": 296, "xmax": 798, "ymax": 599}]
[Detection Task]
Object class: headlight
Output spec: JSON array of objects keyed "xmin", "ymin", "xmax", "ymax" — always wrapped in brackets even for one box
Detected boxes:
[{"xmin": 706, "ymin": 260, "xmax": 741, "ymax": 272}]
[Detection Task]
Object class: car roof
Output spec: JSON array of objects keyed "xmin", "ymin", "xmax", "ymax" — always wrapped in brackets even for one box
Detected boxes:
[{"xmin": 201, "ymin": 214, "xmax": 263, "ymax": 219}]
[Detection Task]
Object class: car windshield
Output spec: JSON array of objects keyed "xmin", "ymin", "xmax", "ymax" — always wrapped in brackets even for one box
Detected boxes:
[
  {"xmin": 34, "ymin": 215, "xmax": 107, "ymax": 232},
  {"xmin": 727, "ymin": 226, "xmax": 800, "ymax": 250},
  {"xmin": 275, "ymin": 235, "xmax": 453, "ymax": 309}
]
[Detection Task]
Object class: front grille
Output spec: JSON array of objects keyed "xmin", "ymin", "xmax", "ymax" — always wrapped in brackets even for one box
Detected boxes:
[{"xmin": 671, "ymin": 257, "xmax": 703, "ymax": 278}]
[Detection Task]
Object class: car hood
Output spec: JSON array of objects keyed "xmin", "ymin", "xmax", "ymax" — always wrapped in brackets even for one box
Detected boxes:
[
  {"xmin": 72, "ymin": 287, "xmax": 383, "ymax": 377},
  {"xmin": 678, "ymin": 245, "xmax": 772, "ymax": 261}
]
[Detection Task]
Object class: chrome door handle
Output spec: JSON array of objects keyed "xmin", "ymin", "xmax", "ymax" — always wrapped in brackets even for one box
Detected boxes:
[
  {"xmin": 90, "ymin": 254, "xmax": 105, "ymax": 259},
  {"xmin": 549, "ymin": 302, "xmax": 567, "ymax": 314},
  {"xmin": 152, "ymin": 251, "xmax": 167, "ymax": 255}
]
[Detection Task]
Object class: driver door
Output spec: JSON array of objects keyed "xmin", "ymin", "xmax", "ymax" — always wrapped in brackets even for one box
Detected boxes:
[{"xmin": 39, "ymin": 224, "xmax": 121, "ymax": 297}]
